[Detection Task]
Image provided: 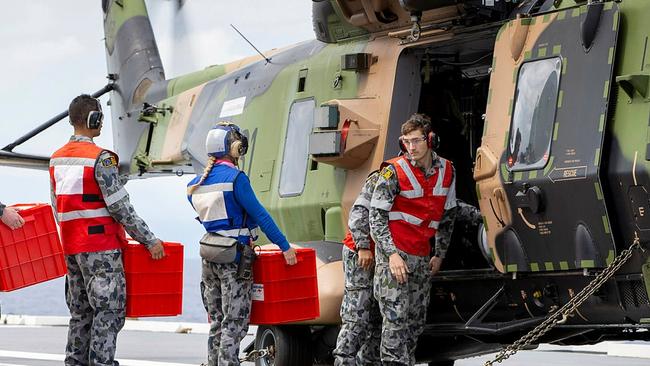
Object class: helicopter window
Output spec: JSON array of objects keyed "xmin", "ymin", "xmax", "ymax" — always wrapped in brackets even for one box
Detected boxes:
[
  {"xmin": 298, "ymin": 77, "xmax": 307, "ymax": 92},
  {"xmin": 298, "ymin": 69, "xmax": 308, "ymax": 92},
  {"xmin": 508, "ymin": 57, "xmax": 561, "ymax": 171},
  {"xmin": 279, "ymin": 98, "xmax": 316, "ymax": 197}
]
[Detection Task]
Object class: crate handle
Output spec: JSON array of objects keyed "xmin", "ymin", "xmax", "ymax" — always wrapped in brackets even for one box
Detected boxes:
[
  {"xmin": 20, "ymin": 215, "xmax": 36, "ymax": 223},
  {"xmin": 11, "ymin": 204, "xmax": 37, "ymax": 211}
]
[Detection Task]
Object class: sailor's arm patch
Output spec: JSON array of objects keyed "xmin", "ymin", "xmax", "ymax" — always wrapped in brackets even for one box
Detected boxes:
[
  {"xmin": 101, "ymin": 156, "xmax": 118, "ymax": 168},
  {"xmin": 381, "ymin": 166, "xmax": 394, "ymax": 180}
]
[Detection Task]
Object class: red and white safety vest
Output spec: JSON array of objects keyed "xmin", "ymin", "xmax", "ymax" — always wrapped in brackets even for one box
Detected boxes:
[
  {"xmin": 386, "ymin": 155, "xmax": 453, "ymax": 256},
  {"xmin": 342, "ymin": 231, "xmax": 375, "ymax": 253},
  {"xmin": 49, "ymin": 141, "xmax": 126, "ymax": 255}
]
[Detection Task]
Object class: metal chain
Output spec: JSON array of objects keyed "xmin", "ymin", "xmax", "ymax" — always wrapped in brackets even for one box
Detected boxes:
[
  {"xmin": 484, "ymin": 237, "xmax": 642, "ymax": 366},
  {"xmin": 240, "ymin": 345, "xmax": 274, "ymax": 363}
]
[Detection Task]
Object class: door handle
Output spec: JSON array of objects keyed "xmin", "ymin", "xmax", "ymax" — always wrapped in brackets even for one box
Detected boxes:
[
  {"xmin": 515, "ymin": 184, "xmax": 544, "ymax": 214},
  {"xmin": 490, "ymin": 188, "xmax": 509, "ymax": 227}
]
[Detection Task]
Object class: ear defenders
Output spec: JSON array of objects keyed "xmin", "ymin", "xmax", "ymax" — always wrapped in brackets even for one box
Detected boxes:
[
  {"xmin": 398, "ymin": 131, "xmax": 439, "ymax": 153},
  {"xmin": 206, "ymin": 122, "xmax": 249, "ymax": 158},
  {"xmin": 219, "ymin": 122, "xmax": 248, "ymax": 158},
  {"xmin": 86, "ymin": 98, "xmax": 104, "ymax": 130}
]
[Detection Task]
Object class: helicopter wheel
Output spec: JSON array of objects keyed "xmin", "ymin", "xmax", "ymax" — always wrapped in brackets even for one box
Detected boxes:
[{"xmin": 254, "ymin": 325, "xmax": 312, "ymax": 366}]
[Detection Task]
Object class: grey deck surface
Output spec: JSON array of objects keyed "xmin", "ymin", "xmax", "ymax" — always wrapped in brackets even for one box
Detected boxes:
[{"xmin": 0, "ymin": 326, "xmax": 649, "ymax": 366}]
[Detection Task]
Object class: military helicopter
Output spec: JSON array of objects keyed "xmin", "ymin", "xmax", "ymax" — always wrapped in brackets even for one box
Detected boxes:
[{"xmin": 2, "ymin": 0, "xmax": 650, "ymax": 365}]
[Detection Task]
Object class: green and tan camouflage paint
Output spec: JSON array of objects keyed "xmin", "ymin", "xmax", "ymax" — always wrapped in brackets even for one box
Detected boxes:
[{"xmin": 476, "ymin": 14, "xmax": 557, "ymax": 273}]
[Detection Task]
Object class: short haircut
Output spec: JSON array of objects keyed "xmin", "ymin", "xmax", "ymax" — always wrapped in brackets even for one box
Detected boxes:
[
  {"xmin": 401, "ymin": 113, "xmax": 432, "ymax": 136},
  {"xmin": 69, "ymin": 94, "xmax": 100, "ymax": 126}
]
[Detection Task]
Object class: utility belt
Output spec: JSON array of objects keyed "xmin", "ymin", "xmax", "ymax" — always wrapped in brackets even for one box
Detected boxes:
[{"xmin": 199, "ymin": 232, "xmax": 256, "ymax": 280}]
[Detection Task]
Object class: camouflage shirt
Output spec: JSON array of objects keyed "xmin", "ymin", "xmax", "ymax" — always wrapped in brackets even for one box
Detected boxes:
[
  {"xmin": 456, "ymin": 200, "xmax": 483, "ymax": 226},
  {"xmin": 369, "ymin": 152, "xmax": 458, "ymax": 258},
  {"xmin": 348, "ymin": 171, "xmax": 380, "ymax": 250},
  {"xmin": 50, "ymin": 135, "xmax": 158, "ymax": 247}
]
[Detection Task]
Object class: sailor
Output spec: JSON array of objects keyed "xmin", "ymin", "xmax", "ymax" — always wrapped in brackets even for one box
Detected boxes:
[
  {"xmin": 370, "ymin": 113, "xmax": 457, "ymax": 365},
  {"xmin": 0, "ymin": 201, "xmax": 24, "ymax": 229},
  {"xmin": 333, "ymin": 171, "xmax": 382, "ymax": 366},
  {"xmin": 49, "ymin": 94, "xmax": 165, "ymax": 366},
  {"xmin": 187, "ymin": 122, "xmax": 297, "ymax": 366}
]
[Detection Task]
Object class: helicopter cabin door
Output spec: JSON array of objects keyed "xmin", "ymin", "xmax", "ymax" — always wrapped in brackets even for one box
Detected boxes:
[{"xmin": 474, "ymin": 3, "xmax": 620, "ymax": 273}]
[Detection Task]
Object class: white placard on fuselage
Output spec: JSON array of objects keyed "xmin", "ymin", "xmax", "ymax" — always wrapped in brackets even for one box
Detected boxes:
[{"xmin": 219, "ymin": 96, "xmax": 246, "ymax": 118}]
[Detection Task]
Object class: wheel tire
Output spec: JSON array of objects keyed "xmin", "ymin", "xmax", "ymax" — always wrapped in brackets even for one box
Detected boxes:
[{"xmin": 254, "ymin": 325, "xmax": 313, "ymax": 366}]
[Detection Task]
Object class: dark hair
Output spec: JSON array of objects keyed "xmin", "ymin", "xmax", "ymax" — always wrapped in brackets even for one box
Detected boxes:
[
  {"xmin": 401, "ymin": 113, "xmax": 432, "ymax": 136},
  {"xmin": 68, "ymin": 94, "xmax": 100, "ymax": 126}
]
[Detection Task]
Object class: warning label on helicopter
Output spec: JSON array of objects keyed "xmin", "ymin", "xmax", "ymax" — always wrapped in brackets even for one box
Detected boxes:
[
  {"xmin": 252, "ymin": 284, "xmax": 264, "ymax": 301},
  {"xmin": 547, "ymin": 166, "xmax": 587, "ymax": 183}
]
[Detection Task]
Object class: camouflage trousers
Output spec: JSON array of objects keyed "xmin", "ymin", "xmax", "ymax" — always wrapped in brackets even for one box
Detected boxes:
[
  {"xmin": 202, "ymin": 259, "xmax": 253, "ymax": 366},
  {"xmin": 64, "ymin": 250, "xmax": 126, "ymax": 366},
  {"xmin": 374, "ymin": 250, "xmax": 432, "ymax": 366},
  {"xmin": 334, "ymin": 247, "xmax": 381, "ymax": 366}
]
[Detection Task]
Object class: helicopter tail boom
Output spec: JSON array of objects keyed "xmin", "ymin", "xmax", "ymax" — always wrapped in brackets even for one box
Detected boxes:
[{"xmin": 102, "ymin": 0, "xmax": 166, "ymax": 173}]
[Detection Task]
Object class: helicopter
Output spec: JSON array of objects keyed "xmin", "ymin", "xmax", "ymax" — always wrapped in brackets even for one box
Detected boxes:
[{"xmin": 2, "ymin": 0, "xmax": 650, "ymax": 365}]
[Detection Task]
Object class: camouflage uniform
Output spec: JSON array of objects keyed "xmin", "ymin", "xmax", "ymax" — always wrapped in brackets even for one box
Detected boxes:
[
  {"xmin": 334, "ymin": 172, "xmax": 382, "ymax": 366},
  {"xmin": 433, "ymin": 200, "xmax": 483, "ymax": 256},
  {"xmin": 202, "ymin": 261, "xmax": 252, "ymax": 366},
  {"xmin": 370, "ymin": 152, "xmax": 457, "ymax": 366},
  {"xmin": 64, "ymin": 250, "xmax": 126, "ymax": 366},
  {"xmin": 52, "ymin": 135, "xmax": 158, "ymax": 366},
  {"xmin": 456, "ymin": 200, "xmax": 482, "ymax": 225}
]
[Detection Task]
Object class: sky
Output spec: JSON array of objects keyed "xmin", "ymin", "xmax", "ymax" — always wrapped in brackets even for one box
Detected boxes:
[{"xmin": 0, "ymin": 0, "xmax": 315, "ymax": 258}]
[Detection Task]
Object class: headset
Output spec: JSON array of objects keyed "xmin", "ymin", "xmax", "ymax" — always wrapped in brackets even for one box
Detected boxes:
[
  {"xmin": 398, "ymin": 131, "xmax": 439, "ymax": 153},
  {"xmin": 86, "ymin": 97, "xmax": 104, "ymax": 130},
  {"xmin": 68, "ymin": 95, "xmax": 104, "ymax": 129},
  {"xmin": 206, "ymin": 122, "xmax": 249, "ymax": 158}
]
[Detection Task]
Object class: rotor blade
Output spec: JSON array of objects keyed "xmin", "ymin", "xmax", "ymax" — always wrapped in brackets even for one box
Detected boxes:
[
  {"xmin": 170, "ymin": 0, "xmax": 198, "ymax": 76},
  {"xmin": 0, "ymin": 150, "xmax": 49, "ymax": 170}
]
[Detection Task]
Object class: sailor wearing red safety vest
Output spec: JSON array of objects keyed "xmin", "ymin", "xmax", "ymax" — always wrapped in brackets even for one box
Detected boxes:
[
  {"xmin": 370, "ymin": 113, "xmax": 457, "ymax": 366},
  {"xmin": 334, "ymin": 170, "xmax": 382, "ymax": 365},
  {"xmin": 49, "ymin": 94, "xmax": 165, "ymax": 366}
]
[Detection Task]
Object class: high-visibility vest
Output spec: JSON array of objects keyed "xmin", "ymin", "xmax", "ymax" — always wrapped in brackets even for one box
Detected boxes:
[
  {"xmin": 187, "ymin": 162, "xmax": 259, "ymax": 241},
  {"xmin": 49, "ymin": 141, "xmax": 126, "ymax": 255},
  {"xmin": 342, "ymin": 231, "xmax": 375, "ymax": 253},
  {"xmin": 386, "ymin": 155, "xmax": 453, "ymax": 256}
]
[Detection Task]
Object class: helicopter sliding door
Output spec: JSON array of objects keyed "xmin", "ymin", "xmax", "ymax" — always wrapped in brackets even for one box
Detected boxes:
[{"xmin": 475, "ymin": 3, "xmax": 620, "ymax": 273}]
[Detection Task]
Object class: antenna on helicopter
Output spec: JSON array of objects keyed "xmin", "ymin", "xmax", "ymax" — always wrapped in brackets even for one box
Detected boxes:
[{"xmin": 230, "ymin": 24, "xmax": 273, "ymax": 64}]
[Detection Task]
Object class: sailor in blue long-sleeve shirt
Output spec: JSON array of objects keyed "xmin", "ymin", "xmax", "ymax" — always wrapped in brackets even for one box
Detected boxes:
[{"xmin": 187, "ymin": 122, "xmax": 297, "ymax": 366}]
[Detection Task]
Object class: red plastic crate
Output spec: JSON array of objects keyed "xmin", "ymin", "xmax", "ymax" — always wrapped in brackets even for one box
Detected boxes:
[
  {"xmin": 123, "ymin": 241, "xmax": 184, "ymax": 317},
  {"xmin": 250, "ymin": 248, "xmax": 319, "ymax": 324},
  {"xmin": 0, "ymin": 203, "xmax": 66, "ymax": 292}
]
